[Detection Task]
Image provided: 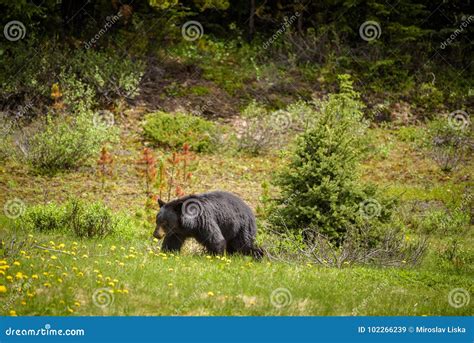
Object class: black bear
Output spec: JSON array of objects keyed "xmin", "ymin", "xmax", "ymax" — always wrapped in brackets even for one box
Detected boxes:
[{"xmin": 153, "ymin": 191, "xmax": 263, "ymax": 259}]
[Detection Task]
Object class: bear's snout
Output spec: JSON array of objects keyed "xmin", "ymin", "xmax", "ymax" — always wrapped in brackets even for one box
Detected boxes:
[{"xmin": 153, "ymin": 225, "xmax": 165, "ymax": 239}]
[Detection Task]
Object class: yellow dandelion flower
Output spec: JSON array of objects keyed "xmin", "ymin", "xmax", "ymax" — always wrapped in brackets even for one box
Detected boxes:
[
  {"xmin": 0, "ymin": 265, "xmax": 9, "ymax": 271},
  {"xmin": 113, "ymin": 279, "xmax": 118, "ymax": 283},
  {"xmin": 13, "ymin": 261, "xmax": 20, "ymax": 266},
  {"xmin": 43, "ymin": 272, "xmax": 49, "ymax": 276},
  {"xmin": 123, "ymin": 289, "xmax": 129, "ymax": 294},
  {"xmin": 50, "ymin": 255, "xmax": 58, "ymax": 260},
  {"xmin": 43, "ymin": 282, "xmax": 52, "ymax": 287},
  {"xmin": 168, "ymin": 283, "xmax": 173, "ymax": 287},
  {"xmin": 6, "ymin": 276, "xmax": 13, "ymax": 282},
  {"xmin": 20, "ymin": 250, "xmax": 26, "ymax": 255},
  {"xmin": 0, "ymin": 260, "xmax": 7, "ymax": 264},
  {"xmin": 120, "ymin": 247, "xmax": 125, "ymax": 251},
  {"xmin": 57, "ymin": 278, "xmax": 63, "ymax": 283},
  {"xmin": 207, "ymin": 291, "xmax": 215, "ymax": 297},
  {"xmin": 105, "ymin": 276, "xmax": 111, "ymax": 281},
  {"xmin": 28, "ymin": 234, "xmax": 34, "ymax": 238},
  {"xmin": 21, "ymin": 301, "xmax": 26, "ymax": 305},
  {"xmin": 59, "ymin": 300, "xmax": 65, "ymax": 304},
  {"xmin": 168, "ymin": 268, "xmax": 174, "ymax": 272},
  {"xmin": 72, "ymin": 267, "xmax": 78, "ymax": 272},
  {"xmin": 97, "ymin": 274, "xmax": 103, "ymax": 279},
  {"xmin": 116, "ymin": 289, "xmax": 123, "ymax": 294},
  {"xmin": 58, "ymin": 243, "xmax": 65, "ymax": 249},
  {"xmin": 0, "ymin": 271, "xmax": 4, "ymax": 276},
  {"xmin": 93, "ymin": 269, "xmax": 99, "ymax": 273},
  {"xmin": 49, "ymin": 241, "xmax": 55, "ymax": 246},
  {"xmin": 74, "ymin": 302, "xmax": 81, "ymax": 307},
  {"xmin": 81, "ymin": 254, "xmax": 89, "ymax": 259},
  {"xmin": 9, "ymin": 310, "xmax": 17, "ymax": 316},
  {"xmin": 153, "ymin": 238, "xmax": 158, "ymax": 243},
  {"xmin": 77, "ymin": 272, "xmax": 84, "ymax": 277},
  {"xmin": 67, "ymin": 307, "xmax": 74, "ymax": 313},
  {"xmin": 98, "ymin": 244, "xmax": 103, "ymax": 248},
  {"xmin": 62, "ymin": 272, "xmax": 68, "ymax": 277},
  {"xmin": 15, "ymin": 272, "xmax": 24, "ymax": 279},
  {"xmin": 72, "ymin": 241, "xmax": 78, "ymax": 245},
  {"xmin": 0, "ymin": 285, "xmax": 7, "ymax": 293},
  {"xmin": 110, "ymin": 245, "xmax": 116, "ymax": 251},
  {"xmin": 27, "ymin": 292, "xmax": 34, "ymax": 298},
  {"xmin": 108, "ymin": 282, "xmax": 115, "ymax": 287},
  {"xmin": 118, "ymin": 262, "xmax": 124, "ymax": 267}
]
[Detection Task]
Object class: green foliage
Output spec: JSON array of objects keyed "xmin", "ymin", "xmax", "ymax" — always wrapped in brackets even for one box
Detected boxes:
[
  {"xmin": 68, "ymin": 50, "xmax": 145, "ymax": 103},
  {"xmin": 143, "ymin": 111, "xmax": 218, "ymax": 152},
  {"xmin": 269, "ymin": 75, "xmax": 391, "ymax": 242},
  {"xmin": 66, "ymin": 199, "xmax": 117, "ymax": 238},
  {"xmin": 414, "ymin": 83, "xmax": 444, "ymax": 117},
  {"xmin": 21, "ymin": 110, "xmax": 118, "ymax": 175},
  {"xmin": 20, "ymin": 202, "xmax": 66, "ymax": 233},
  {"xmin": 20, "ymin": 199, "xmax": 119, "ymax": 238}
]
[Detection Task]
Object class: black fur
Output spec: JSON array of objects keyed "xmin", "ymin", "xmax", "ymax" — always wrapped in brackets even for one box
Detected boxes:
[{"xmin": 154, "ymin": 191, "xmax": 264, "ymax": 259}]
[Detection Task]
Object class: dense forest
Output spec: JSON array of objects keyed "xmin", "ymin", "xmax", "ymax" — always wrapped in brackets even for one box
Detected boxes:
[{"xmin": 0, "ymin": 0, "xmax": 472, "ymax": 316}]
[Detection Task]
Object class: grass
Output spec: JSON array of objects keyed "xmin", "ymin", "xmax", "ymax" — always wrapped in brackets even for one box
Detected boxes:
[
  {"xmin": 0, "ymin": 114, "xmax": 472, "ymax": 317},
  {"xmin": 1, "ymin": 228, "xmax": 472, "ymax": 316}
]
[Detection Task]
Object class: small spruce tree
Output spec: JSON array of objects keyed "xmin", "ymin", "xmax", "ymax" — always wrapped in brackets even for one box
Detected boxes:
[{"xmin": 269, "ymin": 75, "xmax": 388, "ymax": 242}]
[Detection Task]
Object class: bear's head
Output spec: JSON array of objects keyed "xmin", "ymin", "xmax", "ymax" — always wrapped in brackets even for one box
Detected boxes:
[{"xmin": 153, "ymin": 199, "xmax": 181, "ymax": 239}]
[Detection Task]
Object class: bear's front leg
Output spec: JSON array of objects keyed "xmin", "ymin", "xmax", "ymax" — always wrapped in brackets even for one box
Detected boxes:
[{"xmin": 162, "ymin": 234, "xmax": 185, "ymax": 253}]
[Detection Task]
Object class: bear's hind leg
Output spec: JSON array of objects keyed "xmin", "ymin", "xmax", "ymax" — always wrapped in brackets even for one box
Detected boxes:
[
  {"xmin": 229, "ymin": 235, "xmax": 264, "ymax": 260},
  {"xmin": 197, "ymin": 222, "xmax": 226, "ymax": 255}
]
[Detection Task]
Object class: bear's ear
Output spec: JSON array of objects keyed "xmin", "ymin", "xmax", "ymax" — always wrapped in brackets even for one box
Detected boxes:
[{"xmin": 157, "ymin": 199, "xmax": 166, "ymax": 208}]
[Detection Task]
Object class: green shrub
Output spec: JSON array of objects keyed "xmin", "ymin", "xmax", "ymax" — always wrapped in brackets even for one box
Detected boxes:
[
  {"xmin": 414, "ymin": 83, "xmax": 444, "ymax": 117},
  {"xmin": 20, "ymin": 199, "xmax": 118, "ymax": 238},
  {"xmin": 268, "ymin": 75, "xmax": 391, "ymax": 242},
  {"xmin": 68, "ymin": 50, "xmax": 144, "ymax": 103},
  {"xmin": 20, "ymin": 110, "xmax": 117, "ymax": 175},
  {"xmin": 143, "ymin": 111, "xmax": 218, "ymax": 152},
  {"xmin": 20, "ymin": 203, "xmax": 66, "ymax": 232},
  {"xmin": 66, "ymin": 199, "xmax": 116, "ymax": 238}
]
